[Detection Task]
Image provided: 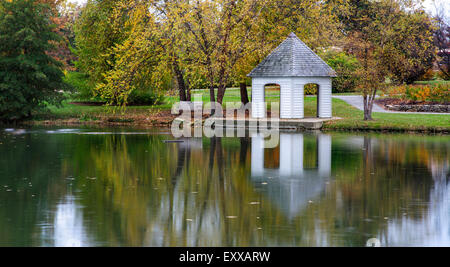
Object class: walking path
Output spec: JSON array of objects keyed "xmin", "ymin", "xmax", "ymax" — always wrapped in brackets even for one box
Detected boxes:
[{"xmin": 332, "ymin": 95, "xmax": 450, "ymax": 115}]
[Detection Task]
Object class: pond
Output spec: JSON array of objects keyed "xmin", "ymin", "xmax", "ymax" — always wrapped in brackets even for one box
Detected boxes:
[{"xmin": 0, "ymin": 127, "xmax": 449, "ymax": 247}]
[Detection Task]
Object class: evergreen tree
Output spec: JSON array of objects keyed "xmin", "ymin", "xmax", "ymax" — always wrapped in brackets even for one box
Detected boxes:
[{"xmin": 0, "ymin": 0, "xmax": 67, "ymax": 122}]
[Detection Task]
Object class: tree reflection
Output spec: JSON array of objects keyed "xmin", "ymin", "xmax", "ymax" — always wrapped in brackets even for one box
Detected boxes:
[{"xmin": 0, "ymin": 129, "xmax": 448, "ymax": 246}]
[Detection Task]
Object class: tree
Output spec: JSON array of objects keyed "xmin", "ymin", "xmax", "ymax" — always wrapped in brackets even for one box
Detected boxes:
[
  {"xmin": 182, "ymin": 0, "xmax": 265, "ymax": 108},
  {"xmin": 95, "ymin": 0, "xmax": 162, "ymax": 106},
  {"xmin": 341, "ymin": 0, "xmax": 435, "ymax": 120},
  {"xmin": 348, "ymin": 33, "xmax": 386, "ymax": 121},
  {"xmin": 434, "ymin": 1, "xmax": 450, "ymax": 80},
  {"xmin": 378, "ymin": 9, "xmax": 435, "ymax": 84},
  {"xmin": 151, "ymin": 0, "xmax": 193, "ymax": 102},
  {"xmin": 0, "ymin": 0, "xmax": 67, "ymax": 122},
  {"xmin": 74, "ymin": 0, "xmax": 128, "ymax": 86},
  {"xmin": 341, "ymin": 0, "xmax": 435, "ymax": 85},
  {"xmin": 321, "ymin": 50, "xmax": 360, "ymax": 93}
]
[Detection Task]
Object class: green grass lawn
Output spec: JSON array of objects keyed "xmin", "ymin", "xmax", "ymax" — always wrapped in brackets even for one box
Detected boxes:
[
  {"xmin": 414, "ymin": 80, "xmax": 449, "ymax": 85},
  {"xmin": 34, "ymin": 88, "xmax": 450, "ymax": 132},
  {"xmin": 324, "ymin": 98, "xmax": 450, "ymax": 132}
]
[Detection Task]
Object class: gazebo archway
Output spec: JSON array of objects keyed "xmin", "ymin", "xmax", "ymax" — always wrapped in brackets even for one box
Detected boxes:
[
  {"xmin": 264, "ymin": 83, "xmax": 281, "ymax": 118},
  {"xmin": 304, "ymin": 83, "xmax": 320, "ymax": 118}
]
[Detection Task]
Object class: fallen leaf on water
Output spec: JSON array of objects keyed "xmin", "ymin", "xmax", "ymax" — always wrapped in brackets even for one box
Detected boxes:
[{"xmin": 249, "ymin": 202, "xmax": 260, "ymax": 205}]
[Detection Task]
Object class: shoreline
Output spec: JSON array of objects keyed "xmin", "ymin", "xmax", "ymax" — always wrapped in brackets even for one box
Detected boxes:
[
  {"xmin": 12, "ymin": 115, "xmax": 450, "ymax": 134},
  {"xmin": 2, "ymin": 97, "xmax": 448, "ymax": 134}
]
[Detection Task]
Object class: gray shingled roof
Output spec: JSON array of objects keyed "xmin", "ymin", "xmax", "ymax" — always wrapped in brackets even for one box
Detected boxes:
[{"xmin": 248, "ymin": 32, "xmax": 337, "ymax": 77}]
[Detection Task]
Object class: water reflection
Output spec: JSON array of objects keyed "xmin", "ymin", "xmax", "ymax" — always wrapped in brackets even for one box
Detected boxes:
[
  {"xmin": 251, "ymin": 133, "xmax": 331, "ymax": 219},
  {"xmin": 382, "ymin": 158, "xmax": 450, "ymax": 246},
  {"xmin": 41, "ymin": 195, "xmax": 92, "ymax": 247},
  {"xmin": 0, "ymin": 128, "xmax": 449, "ymax": 246}
]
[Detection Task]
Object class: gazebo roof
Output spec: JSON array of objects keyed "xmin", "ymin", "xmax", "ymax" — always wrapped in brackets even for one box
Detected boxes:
[{"xmin": 248, "ymin": 32, "xmax": 337, "ymax": 78}]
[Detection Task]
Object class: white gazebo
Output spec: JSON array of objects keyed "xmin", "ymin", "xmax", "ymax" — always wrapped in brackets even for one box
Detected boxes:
[{"xmin": 248, "ymin": 33, "xmax": 337, "ymax": 119}]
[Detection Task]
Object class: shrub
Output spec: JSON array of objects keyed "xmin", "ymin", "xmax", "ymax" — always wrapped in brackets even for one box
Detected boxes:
[
  {"xmin": 127, "ymin": 90, "xmax": 164, "ymax": 106},
  {"xmin": 63, "ymin": 71, "xmax": 94, "ymax": 100},
  {"xmin": 405, "ymin": 85, "xmax": 431, "ymax": 102},
  {"xmin": 304, "ymin": 84, "xmax": 318, "ymax": 95},
  {"xmin": 429, "ymin": 84, "xmax": 450, "ymax": 103},
  {"xmin": 388, "ymin": 83, "xmax": 449, "ymax": 103},
  {"xmin": 418, "ymin": 69, "xmax": 435, "ymax": 81},
  {"xmin": 322, "ymin": 51, "xmax": 360, "ymax": 93}
]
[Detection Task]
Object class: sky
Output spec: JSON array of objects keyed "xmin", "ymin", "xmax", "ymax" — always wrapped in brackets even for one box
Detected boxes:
[{"xmin": 68, "ymin": 0, "xmax": 448, "ymax": 18}]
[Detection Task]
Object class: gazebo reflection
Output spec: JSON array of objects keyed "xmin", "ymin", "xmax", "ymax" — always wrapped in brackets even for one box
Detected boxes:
[{"xmin": 251, "ymin": 133, "xmax": 332, "ymax": 219}]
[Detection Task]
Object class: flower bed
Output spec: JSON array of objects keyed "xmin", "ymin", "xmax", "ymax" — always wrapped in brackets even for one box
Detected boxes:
[
  {"xmin": 385, "ymin": 84, "xmax": 449, "ymax": 103},
  {"xmin": 378, "ymin": 83, "xmax": 450, "ymax": 113}
]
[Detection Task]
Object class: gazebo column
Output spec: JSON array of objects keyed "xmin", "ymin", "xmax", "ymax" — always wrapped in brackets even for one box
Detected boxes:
[
  {"xmin": 251, "ymin": 133, "xmax": 265, "ymax": 176},
  {"xmin": 280, "ymin": 133, "xmax": 304, "ymax": 176},
  {"xmin": 251, "ymin": 79, "xmax": 265, "ymax": 118},
  {"xmin": 292, "ymin": 80, "xmax": 304, "ymax": 119},
  {"xmin": 318, "ymin": 134, "xmax": 332, "ymax": 177},
  {"xmin": 318, "ymin": 79, "xmax": 332, "ymax": 118}
]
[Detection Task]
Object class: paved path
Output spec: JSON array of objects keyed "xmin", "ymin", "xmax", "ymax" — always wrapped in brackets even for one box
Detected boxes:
[{"xmin": 332, "ymin": 95, "xmax": 450, "ymax": 115}]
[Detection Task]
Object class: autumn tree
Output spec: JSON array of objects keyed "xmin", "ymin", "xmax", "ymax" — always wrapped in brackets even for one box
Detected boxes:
[
  {"xmin": 151, "ymin": 0, "xmax": 194, "ymax": 102},
  {"xmin": 340, "ymin": 0, "xmax": 436, "ymax": 120},
  {"xmin": 378, "ymin": 9, "xmax": 435, "ymax": 84},
  {"xmin": 95, "ymin": 0, "xmax": 162, "ymax": 106},
  {"xmin": 74, "ymin": 0, "xmax": 128, "ymax": 86},
  {"xmin": 434, "ymin": 1, "xmax": 450, "ymax": 80},
  {"xmin": 180, "ymin": 0, "xmax": 266, "ymax": 108}
]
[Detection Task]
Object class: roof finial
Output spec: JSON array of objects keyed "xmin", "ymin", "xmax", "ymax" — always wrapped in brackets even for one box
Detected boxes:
[{"xmin": 288, "ymin": 32, "xmax": 297, "ymax": 38}]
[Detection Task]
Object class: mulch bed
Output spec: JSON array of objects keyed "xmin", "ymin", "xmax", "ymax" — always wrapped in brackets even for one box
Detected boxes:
[{"xmin": 375, "ymin": 98, "xmax": 449, "ymax": 113}]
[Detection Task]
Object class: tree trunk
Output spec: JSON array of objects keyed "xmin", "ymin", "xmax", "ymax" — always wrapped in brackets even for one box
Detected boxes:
[
  {"xmin": 209, "ymin": 82, "xmax": 216, "ymax": 115},
  {"xmin": 217, "ymin": 84, "xmax": 226, "ymax": 105},
  {"xmin": 239, "ymin": 82, "xmax": 249, "ymax": 105},
  {"xmin": 186, "ymin": 85, "xmax": 191, "ymax": 102},
  {"xmin": 363, "ymin": 94, "xmax": 373, "ymax": 121},
  {"xmin": 364, "ymin": 108, "xmax": 373, "ymax": 121},
  {"xmin": 173, "ymin": 62, "xmax": 187, "ymax": 102}
]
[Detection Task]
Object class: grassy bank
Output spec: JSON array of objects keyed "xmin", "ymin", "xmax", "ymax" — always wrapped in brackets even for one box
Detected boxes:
[
  {"xmin": 26, "ymin": 88, "xmax": 450, "ymax": 133},
  {"xmin": 324, "ymin": 98, "xmax": 449, "ymax": 132}
]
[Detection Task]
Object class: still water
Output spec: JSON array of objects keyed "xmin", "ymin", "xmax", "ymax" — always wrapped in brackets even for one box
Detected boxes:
[{"xmin": 0, "ymin": 127, "xmax": 449, "ymax": 247}]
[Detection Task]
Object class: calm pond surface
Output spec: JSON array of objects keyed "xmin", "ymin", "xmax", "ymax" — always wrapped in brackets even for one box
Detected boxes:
[{"xmin": 0, "ymin": 127, "xmax": 449, "ymax": 247}]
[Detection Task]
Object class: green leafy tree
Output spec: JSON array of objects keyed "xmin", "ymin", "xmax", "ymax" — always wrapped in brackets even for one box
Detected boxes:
[
  {"xmin": 74, "ymin": 0, "xmax": 127, "ymax": 87},
  {"xmin": 95, "ymin": 0, "xmax": 162, "ymax": 107},
  {"xmin": 321, "ymin": 50, "xmax": 360, "ymax": 93},
  {"xmin": 0, "ymin": 0, "xmax": 67, "ymax": 122}
]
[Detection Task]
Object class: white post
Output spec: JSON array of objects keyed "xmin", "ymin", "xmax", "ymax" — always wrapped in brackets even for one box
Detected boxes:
[
  {"xmin": 251, "ymin": 79, "xmax": 265, "ymax": 118},
  {"xmin": 251, "ymin": 133, "xmax": 265, "ymax": 176},
  {"xmin": 318, "ymin": 134, "xmax": 332, "ymax": 177},
  {"xmin": 292, "ymin": 81, "xmax": 305, "ymax": 119},
  {"xmin": 318, "ymin": 79, "xmax": 332, "ymax": 118},
  {"xmin": 280, "ymin": 82, "xmax": 292, "ymax": 119},
  {"xmin": 280, "ymin": 134, "xmax": 304, "ymax": 176}
]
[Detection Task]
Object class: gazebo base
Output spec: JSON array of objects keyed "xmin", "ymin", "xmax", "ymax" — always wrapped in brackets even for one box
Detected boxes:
[{"xmin": 213, "ymin": 117, "xmax": 340, "ymax": 131}]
